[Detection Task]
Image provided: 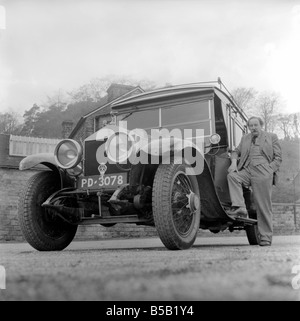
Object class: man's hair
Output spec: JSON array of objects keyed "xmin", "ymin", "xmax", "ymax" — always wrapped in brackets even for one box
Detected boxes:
[{"xmin": 247, "ymin": 116, "xmax": 264, "ymax": 127}]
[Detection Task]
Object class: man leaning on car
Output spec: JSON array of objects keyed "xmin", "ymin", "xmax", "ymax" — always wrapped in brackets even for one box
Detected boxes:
[{"xmin": 227, "ymin": 116, "xmax": 282, "ymax": 247}]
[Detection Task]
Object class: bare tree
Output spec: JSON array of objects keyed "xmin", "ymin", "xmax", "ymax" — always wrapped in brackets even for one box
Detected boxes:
[
  {"xmin": 44, "ymin": 89, "xmax": 69, "ymax": 110},
  {"xmin": 293, "ymin": 113, "xmax": 300, "ymax": 139},
  {"xmin": 68, "ymin": 78, "xmax": 110, "ymax": 102},
  {"xmin": 277, "ymin": 113, "xmax": 300, "ymax": 140},
  {"xmin": 0, "ymin": 111, "xmax": 21, "ymax": 134},
  {"xmin": 68, "ymin": 76, "xmax": 157, "ymax": 103},
  {"xmin": 254, "ymin": 91, "xmax": 281, "ymax": 132},
  {"xmin": 277, "ymin": 115, "xmax": 292, "ymax": 140},
  {"xmin": 231, "ymin": 87, "xmax": 257, "ymax": 114},
  {"xmin": 20, "ymin": 104, "xmax": 40, "ymax": 136}
]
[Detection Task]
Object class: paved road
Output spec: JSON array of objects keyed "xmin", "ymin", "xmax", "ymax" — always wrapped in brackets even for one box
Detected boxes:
[{"xmin": 0, "ymin": 235, "xmax": 300, "ymax": 301}]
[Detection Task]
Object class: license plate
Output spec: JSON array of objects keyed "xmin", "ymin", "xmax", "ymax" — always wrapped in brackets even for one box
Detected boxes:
[{"xmin": 78, "ymin": 173, "xmax": 127, "ymax": 190}]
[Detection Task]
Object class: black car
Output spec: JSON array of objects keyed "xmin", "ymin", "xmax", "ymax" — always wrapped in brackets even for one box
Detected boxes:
[{"xmin": 18, "ymin": 81, "xmax": 258, "ymax": 251}]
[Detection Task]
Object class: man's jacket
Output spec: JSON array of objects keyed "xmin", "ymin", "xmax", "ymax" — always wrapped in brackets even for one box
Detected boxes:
[{"xmin": 232, "ymin": 131, "xmax": 282, "ymax": 185}]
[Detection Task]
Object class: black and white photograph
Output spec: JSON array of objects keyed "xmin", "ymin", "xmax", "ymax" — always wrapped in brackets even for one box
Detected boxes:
[{"xmin": 0, "ymin": 0, "xmax": 299, "ymax": 304}]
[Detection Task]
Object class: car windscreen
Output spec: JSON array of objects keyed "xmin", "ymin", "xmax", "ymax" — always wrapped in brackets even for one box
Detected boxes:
[
  {"xmin": 117, "ymin": 100, "xmax": 210, "ymax": 134},
  {"xmin": 118, "ymin": 108, "xmax": 160, "ymax": 131},
  {"xmin": 161, "ymin": 100, "xmax": 209, "ymax": 125}
]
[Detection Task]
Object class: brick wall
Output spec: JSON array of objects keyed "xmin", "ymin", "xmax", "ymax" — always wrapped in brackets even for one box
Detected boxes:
[
  {"xmin": 272, "ymin": 203, "xmax": 300, "ymax": 234},
  {"xmin": 0, "ymin": 168, "xmax": 40, "ymax": 241},
  {"xmin": 75, "ymin": 224, "xmax": 158, "ymax": 241},
  {"xmin": 75, "ymin": 204, "xmax": 300, "ymax": 240},
  {"xmin": 1, "ymin": 167, "xmax": 300, "ymax": 242},
  {"xmin": 0, "ymin": 167, "xmax": 159, "ymax": 242},
  {"xmin": 84, "ymin": 117, "xmax": 94, "ymax": 139},
  {"xmin": 73, "ymin": 124, "xmax": 86, "ymax": 143}
]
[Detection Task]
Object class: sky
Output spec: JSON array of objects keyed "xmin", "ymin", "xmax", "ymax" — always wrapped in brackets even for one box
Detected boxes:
[{"xmin": 0, "ymin": 0, "xmax": 300, "ymax": 117}]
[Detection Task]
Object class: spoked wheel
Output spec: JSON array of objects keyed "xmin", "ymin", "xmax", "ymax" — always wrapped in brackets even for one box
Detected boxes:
[
  {"xmin": 18, "ymin": 171, "xmax": 77, "ymax": 251},
  {"xmin": 152, "ymin": 162, "xmax": 201, "ymax": 250}
]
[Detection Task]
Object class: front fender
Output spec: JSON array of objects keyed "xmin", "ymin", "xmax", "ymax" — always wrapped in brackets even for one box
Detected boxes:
[
  {"xmin": 139, "ymin": 136, "xmax": 203, "ymax": 157},
  {"xmin": 138, "ymin": 137, "xmax": 205, "ymax": 175},
  {"xmin": 138, "ymin": 138, "xmax": 229, "ymax": 222},
  {"xmin": 19, "ymin": 153, "xmax": 72, "ymax": 188},
  {"xmin": 19, "ymin": 153, "xmax": 57, "ymax": 171}
]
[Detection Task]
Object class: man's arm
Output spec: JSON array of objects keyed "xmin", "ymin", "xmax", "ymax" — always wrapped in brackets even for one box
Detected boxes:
[
  {"xmin": 228, "ymin": 140, "xmax": 242, "ymax": 173},
  {"xmin": 270, "ymin": 134, "xmax": 282, "ymax": 172}
]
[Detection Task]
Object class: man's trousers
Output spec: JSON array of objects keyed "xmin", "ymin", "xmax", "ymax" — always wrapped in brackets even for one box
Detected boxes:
[{"xmin": 227, "ymin": 163, "xmax": 274, "ymax": 243}]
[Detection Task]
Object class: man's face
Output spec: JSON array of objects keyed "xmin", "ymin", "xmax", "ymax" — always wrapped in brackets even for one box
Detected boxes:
[{"xmin": 248, "ymin": 118, "xmax": 262, "ymax": 136}]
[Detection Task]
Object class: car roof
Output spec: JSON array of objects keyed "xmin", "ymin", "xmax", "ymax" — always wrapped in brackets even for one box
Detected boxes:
[
  {"xmin": 111, "ymin": 83, "xmax": 248, "ymax": 122},
  {"xmin": 111, "ymin": 84, "xmax": 214, "ymax": 108}
]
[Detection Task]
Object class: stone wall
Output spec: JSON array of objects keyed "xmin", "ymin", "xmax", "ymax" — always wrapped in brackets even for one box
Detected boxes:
[
  {"xmin": 0, "ymin": 168, "xmax": 40, "ymax": 241},
  {"xmin": 75, "ymin": 203, "xmax": 300, "ymax": 240},
  {"xmin": 0, "ymin": 167, "xmax": 159, "ymax": 242},
  {"xmin": 273, "ymin": 203, "xmax": 300, "ymax": 234},
  {"xmin": 1, "ymin": 167, "xmax": 300, "ymax": 242},
  {"xmin": 75, "ymin": 224, "xmax": 158, "ymax": 241}
]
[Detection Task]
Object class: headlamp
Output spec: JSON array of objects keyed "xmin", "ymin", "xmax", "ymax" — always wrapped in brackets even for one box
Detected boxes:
[
  {"xmin": 54, "ymin": 139, "xmax": 83, "ymax": 169},
  {"xmin": 209, "ymin": 133, "xmax": 221, "ymax": 145}
]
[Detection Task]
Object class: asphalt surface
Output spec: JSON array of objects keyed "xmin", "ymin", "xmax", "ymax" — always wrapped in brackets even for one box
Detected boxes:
[{"xmin": 0, "ymin": 235, "xmax": 300, "ymax": 301}]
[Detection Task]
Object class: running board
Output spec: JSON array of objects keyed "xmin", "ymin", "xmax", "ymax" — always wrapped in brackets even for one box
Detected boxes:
[
  {"xmin": 79, "ymin": 215, "xmax": 150, "ymax": 225},
  {"xmin": 233, "ymin": 217, "xmax": 257, "ymax": 225}
]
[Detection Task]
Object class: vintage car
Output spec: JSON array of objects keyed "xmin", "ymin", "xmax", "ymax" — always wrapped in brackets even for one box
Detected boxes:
[{"xmin": 18, "ymin": 80, "xmax": 259, "ymax": 251}]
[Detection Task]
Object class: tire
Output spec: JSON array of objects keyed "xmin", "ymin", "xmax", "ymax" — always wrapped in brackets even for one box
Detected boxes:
[
  {"xmin": 18, "ymin": 171, "xmax": 77, "ymax": 251},
  {"xmin": 152, "ymin": 162, "xmax": 201, "ymax": 250},
  {"xmin": 245, "ymin": 212, "xmax": 259, "ymax": 245}
]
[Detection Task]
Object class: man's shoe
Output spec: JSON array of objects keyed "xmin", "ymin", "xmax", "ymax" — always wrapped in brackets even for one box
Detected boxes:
[
  {"xmin": 259, "ymin": 241, "xmax": 271, "ymax": 247},
  {"xmin": 227, "ymin": 207, "xmax": 248, "ymax": 218}
]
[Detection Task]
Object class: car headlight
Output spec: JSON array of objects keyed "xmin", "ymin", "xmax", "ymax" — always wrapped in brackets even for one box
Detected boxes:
[
  {"xmin": 209, "ymin": 133, "xmax": 221, "ymax": 145},
  {"xmin": 105, "ymin": 132, "xmax": 135, "ymax": 163},
  {"xmin": 54, "ymin": 139, "xmax": 83, "ymax": 169}
]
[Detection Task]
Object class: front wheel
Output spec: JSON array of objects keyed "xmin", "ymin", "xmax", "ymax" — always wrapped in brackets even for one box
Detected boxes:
[
  {"xmin": 152, "ymin": 162, "xmax": 201, "ymax": 250},
  {"xmin": 18, "ymin": 171, "xmax": 77, "ymax": 251}
]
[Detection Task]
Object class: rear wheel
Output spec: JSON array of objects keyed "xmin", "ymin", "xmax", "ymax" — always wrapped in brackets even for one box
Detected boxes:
[
  {"xmin": 18, "ymin": 171, "xmax": 77, "ymax": 251},
  {"xmin": 152, "ymin": 162, "xmax": 201, "ymax": 250}
]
